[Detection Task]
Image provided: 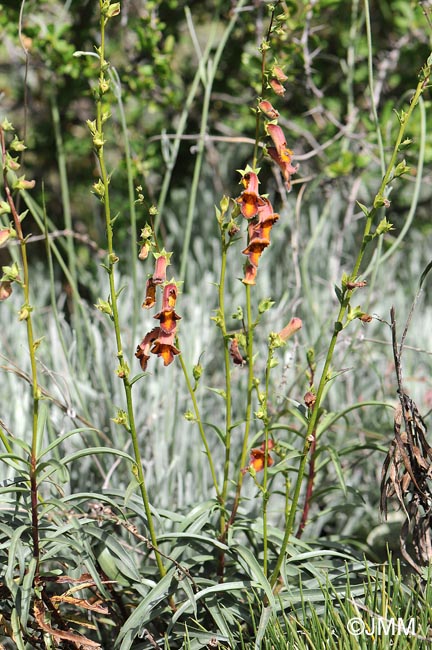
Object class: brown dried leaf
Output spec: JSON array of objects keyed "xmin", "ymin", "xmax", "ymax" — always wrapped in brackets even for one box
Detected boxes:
[
  {"xmin": 50, "ymin": 595, "xmax": 108, "ymax": 614},
  {"xmin": 34, "ymin": 600, "xmax": 101, "ymax": 649}
]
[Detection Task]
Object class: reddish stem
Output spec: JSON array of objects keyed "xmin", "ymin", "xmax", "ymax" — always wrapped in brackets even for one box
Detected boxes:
[{"xmin": 295, "ymin": 428, "xmax": 317, "ymax": 539}]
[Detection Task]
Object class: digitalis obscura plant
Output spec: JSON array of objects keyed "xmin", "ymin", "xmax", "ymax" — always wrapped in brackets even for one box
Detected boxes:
[
  {"xmin": 206, "ymin": 7, "xmax": 303, "ymax": 581},
  {"xmin": 0, "ymin": 119, "xmax": 43, "ymax": 597},
  {"xmin": 89, "ymin": 0, "xmax": 170, "ymax": 584}
]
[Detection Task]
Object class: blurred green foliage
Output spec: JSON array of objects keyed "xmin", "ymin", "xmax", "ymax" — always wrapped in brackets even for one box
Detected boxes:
[{"xmin": 0, "ymin": 0, "xmax": 430, "ymax": 261}]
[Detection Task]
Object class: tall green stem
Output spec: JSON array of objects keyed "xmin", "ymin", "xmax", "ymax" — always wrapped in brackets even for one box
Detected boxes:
[
  {"xmin": 109, "ymin": 66, "xmax": 138, "ymax": 348},
  {"xmin": 261, "ymin": 343, "xmax": 273, "ymax": 577},
  {"xmin": 218, "ymin": 237, "xmax": 232, "ymax": 531},
  {"xmin": 178, "ymin": 353, "xmax": 220, "ymax": 498},
  {"xmin": 214, "ymin": 227, "xmax": 234, "ymax": 579},
  {"xmin": 93, "ymin": 2, "xmax": 165, "ymax": 580},
  {"xmin": 1, "ymin": 126, "xmax": 40, "ymax": 579},
  {"xmin": 252, "ymin": 2, "xmax": 279, "ymax": 168},
  {"xmin": 228, "ymin": 283, "xmax": 255, "ymax": 525},
  {"xmin": 50, "ymin": 92, "xmax": 85, "ymax": 368}
]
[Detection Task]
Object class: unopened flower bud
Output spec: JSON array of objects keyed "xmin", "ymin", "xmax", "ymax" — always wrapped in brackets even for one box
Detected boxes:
[
  {"xmin": 258, "ymin": 100, "xmax": 280, "ymax": 119},
  {"xmin": 0, "ymin": 201, "xmax": 11, "ymax": 215},
  {"xmin": 138, "ymin": 244, "xmax": 150, "ymax": 260},
  {"xmin": 0, "ymin": 229, "xmax": 11, "ymax": 247},
  {"xmin": 272, "ymin": 65, "xmax": 288, "ymax": 82},
  {"xmin": 13, "ymin": 177, "xmax": 36, "ymax": 191},
  {"xmin": 269, "ymin": 78, "xmax": 286, "ymax": 96},
  {"xmin": 278, "ymin": 317, "xmax": 302, "ymax": 341},
  {"xmin": 0, "ymin": 281, "xmax": 12, "ymax": 301},
  {"xmin": 19, "ymin": 305, "xmax": 30, "ymax": 320},
  {"xmin": 220, "ymin": 195, "xmax": 230, "ymax": 213},
  {"xmin": 112, "ymin": 409, "xmax": 128, "ymax": 426},
  {"xmin": 1, "ymin": 118, "xmax": 14, "ymax": 131},
  {"xmin": 6, "ymin": 155, "xmax": 20, "ymax": 171},
  {"xmin": 228, "ymin": 220, "xmax": 240, "ymax": 237},
  {"xmin": 193, "ymin": 363, "xmax": 203, "ymax": 382},
  {"xmin": 9, "ymin": 137, "xmax": 26, "ymax": 152}
]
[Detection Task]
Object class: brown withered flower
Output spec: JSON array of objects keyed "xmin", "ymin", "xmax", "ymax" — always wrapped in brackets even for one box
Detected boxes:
[{"xmin": 229, "ymin": 337, "xmax": 246, "ymax": 365}]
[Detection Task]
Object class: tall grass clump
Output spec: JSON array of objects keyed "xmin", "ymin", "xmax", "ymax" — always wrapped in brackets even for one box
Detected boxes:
[{"xmin": 0, "ymin": 0, "xmax": 432, "ymax": 648}]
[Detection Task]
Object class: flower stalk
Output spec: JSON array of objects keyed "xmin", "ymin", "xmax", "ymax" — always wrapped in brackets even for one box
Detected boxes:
[
  {"xmin": 217, "ymin": 215, "xmax": 233, "ymax": 531},
  {"xmin": 91, "ymin": 0, "xmax": 166, "ymax": 580},
  {"xmin": 0, "ymin": 123, "xmax": 41, "ymax": 580}
]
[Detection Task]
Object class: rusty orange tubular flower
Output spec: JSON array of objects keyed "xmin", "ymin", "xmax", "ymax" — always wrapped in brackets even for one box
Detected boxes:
[
  {"xmin": 142, "ymin": 250, "xmax": 172, "ymax": 308},
  {"xmin": 235, "ymin": 171, "xmax": 266, "ymax": 219},
  {"xmin": 152, "ymin": 249, "xmax": 172, "ymax": 284},
  {"xmin": 242, "ymin": 261, "xmax": 258, "ymax": 286},
  {"xmin": 266, "ymin": 123, "xmax": 298, "ymax": 191},
  {"xmin": 242, "ymin": 439, "xmax": 275, "ymax": 474},
  {"xmin": 135, "ymin": 327, "xmax": 160, "ymax": 371},
  {"xmin": 142, "ymin": 278, "xmax": 157, "ymax": 309},
  {"xmin": 269, "ymin": 77, "xmax": 286, "ymax": 96},
  {"xmin": 278, "ymin": 316, "xmax": 302, "ymax": 341},
  {"xmin": 272, "ymin": 65, "xmax": 288, "ymax": 83},
  {"xmin": 150, "ymin": 330, "xmax": 180, "ymax": 366},
  {"xmin": 153, "ymin": 284, "xmax": 181, "ymax": 335},
  {"xmin": 258, "ymin": 100, "xmax": 280, "ymax": 119},
  {"xmin": 254, "ymin": 198, "xmax": 279, "ymax": 238},
  {"xmin": 241, "ymin": 195, "xmax": 279, "ymax": 285},
  {"xmin": 0, "ymin": 229, "xmax": 12, "ymax": 247},
  {"xmin": 151, "ymin": 283, "xmax": 181, "ymax": 365}
]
